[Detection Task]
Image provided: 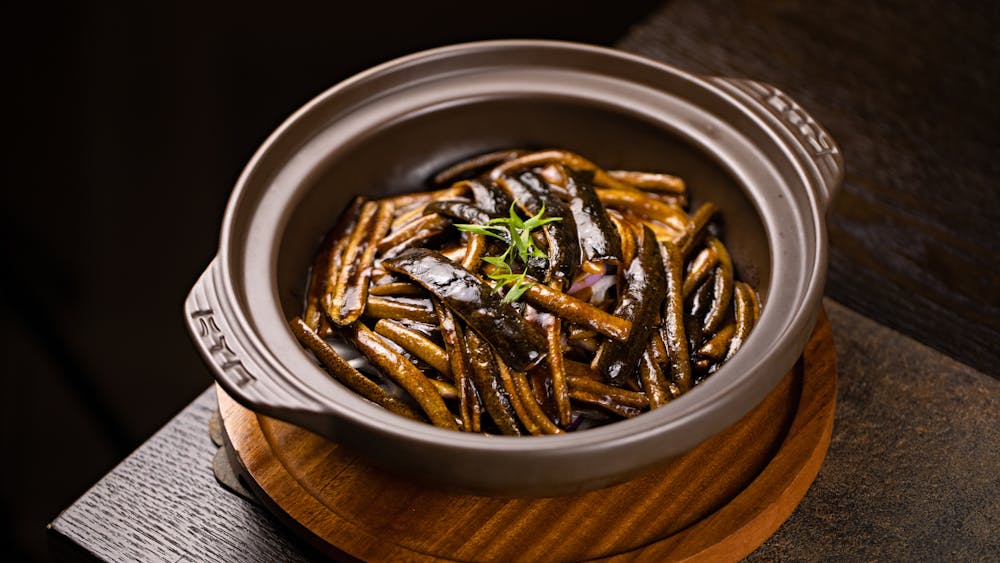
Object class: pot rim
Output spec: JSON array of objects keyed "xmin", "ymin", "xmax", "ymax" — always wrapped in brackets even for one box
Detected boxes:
[{"xmin": 190, "ymin": 39, "xmax": 840, "ymax": 485}]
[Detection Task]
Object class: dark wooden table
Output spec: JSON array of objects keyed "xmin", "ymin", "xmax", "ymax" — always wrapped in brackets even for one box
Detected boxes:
[
  {"xmin": 49, "ymin": 1, "xmax": 1000, "ymax": 560},
  {"xmin": 47, "ymin": 301, "xmax": 1000, "ymax": 561}
]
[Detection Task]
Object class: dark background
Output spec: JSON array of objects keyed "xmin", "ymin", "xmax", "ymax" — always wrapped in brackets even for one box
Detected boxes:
[
  {"xmin": 3, "ymin": 1, "xmax": 662, "ymax": 560},
  {"xmin": 5, "ymin": 1, "xmax": 999, "ymax": 561}
]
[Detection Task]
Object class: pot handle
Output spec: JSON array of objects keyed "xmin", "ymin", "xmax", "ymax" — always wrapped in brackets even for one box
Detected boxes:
[
  {"xmin": 710, "ymin": 77, "xmax": 844, "ymax": 210},
  {"xmin": 185, "ymin": 258, "xmax": 314, "ymax": 414}
]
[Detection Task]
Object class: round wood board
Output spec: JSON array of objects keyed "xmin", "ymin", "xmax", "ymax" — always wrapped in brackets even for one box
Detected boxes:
[{"xmin": 219, "ymin": 309, "xmax": 836, "ymax": 562}]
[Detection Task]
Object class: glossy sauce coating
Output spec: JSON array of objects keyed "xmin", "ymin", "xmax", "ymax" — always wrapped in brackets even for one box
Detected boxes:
[
  {"xmin": 592, "ymin": 226, "xmax": 668, "ymax": 385},
  {"xmin": 296, "ymin": 149, "xmax": 761, "ymax": 435},
  {"xmin": 384, "ymin": 248, "xmax": 547, "ymax": 371}
]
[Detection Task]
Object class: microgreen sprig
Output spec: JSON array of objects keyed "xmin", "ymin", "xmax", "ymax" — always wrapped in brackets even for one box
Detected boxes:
[{"xmin": 455, "ymin": 202, "xmax": 561, "ymax": 304}]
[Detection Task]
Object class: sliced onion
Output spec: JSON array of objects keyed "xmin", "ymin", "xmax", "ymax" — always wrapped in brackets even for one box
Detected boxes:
[
  {"xmin": 588, "ymin": 275, "xmax": 617, "ymax": 305},
  {"xmin": 569, "ymin": 272, "xmax": 605, "ymax": 294}
]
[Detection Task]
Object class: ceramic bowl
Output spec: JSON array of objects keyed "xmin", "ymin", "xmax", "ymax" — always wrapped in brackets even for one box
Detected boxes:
[{"xmin": 186, "ymin": 40, "xmax": 842, "ymax": 496}]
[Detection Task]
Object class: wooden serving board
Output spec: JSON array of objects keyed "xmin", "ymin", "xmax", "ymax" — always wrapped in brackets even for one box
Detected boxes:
[{"xmin": 218, "ymin": 309, "xmax": 836, "ymax": 562}]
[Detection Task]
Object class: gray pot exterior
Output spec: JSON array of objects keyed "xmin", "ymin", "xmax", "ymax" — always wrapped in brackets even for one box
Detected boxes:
[{"xmin": 185, "ymin": 40, "xmax": 842, "ymax": 496}]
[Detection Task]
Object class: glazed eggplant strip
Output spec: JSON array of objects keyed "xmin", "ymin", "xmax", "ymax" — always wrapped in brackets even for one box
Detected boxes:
[
  {"xmin": 369, "ymin": 281, "xmax": 426, "ymax": 297},
  {"xmin": 374, "ymin": 319, "xmax": 452, "ymax": 377},
  {"xmin": 384, "ymin": 248, "xmax": 547, "ymax": 371},
  {"xmin": 725, "ymin": 282, "xmax": 758, "ymax": 363},
  {"xmin": 295, "ymin": 149, "xmax": 761, "ymax": 434},
  {"xmin": 682, "ymin": 246, "xmax": 718, "ymax": 299},
  {"xmin": 678, "ymin": 202, "xmax": 718, "ymax": 256},
  {"xmin": 606, "ymin": 169, "xmax": 686, "ymax": 194},
  {"xmin": 436, "ymin": 303, "xmax": 481, "ymax": 432},
  {"xmin": 290, "ymin": 317, "xmax": 424, "ymax": 421},
  {"xmin": 520, "ymin": 280, "xmax": 631, "ymax": 341},
  {"xmin": 595, "ymin": 188, "xmax": 691, "ymax": 234},
  {"xmin": 304, "ymin": 196, "xmax": 365, "ymax": 331},
  {"xmin": 563, "ymin": 167, "xmax": 622, "ymax": 268},
  {"xmin": 377, "ymin": 213, "xmax": 451, "ymax": 258},
  {"xmin": 497, "ymin": 171, "xmax": 580, "ymax": 284},
  {"xmin": 425, "ymin": 200, "xmax": 497, "ymax": 231},
  {"xmin": 364, "ymin": 296, "xmax": 438, "ymax": 324},
  {"xmin": 542, "ymin": 312, "xmax": 572, "ymax": 426},
  {"xmin": 383, "ymin": 183, "xmax": 467, "ymax": 211},
  {"xmin": 466, "ymin": 179, "xmax": 515, "ymax": 218},
  {"xmin": 608, "ymin": 211, "xmax": 638, "ymax": 265},
  {"xmin": 504, "ymin": 360, "xmax": 563, "ymax": 435},
  {"xmin": 488, "ymin": 149, "xmax": 637, "ymax": 192},
  {"xmin": 660, "ymin": 240, "xmax": 694, "ymax": 393},
  {"xmin": 433, "ymin": 149, "xmax": 526, "ymax": 186},
  {"xmin": 702, "ymin": 237, "xmax": 735, "ymax": 336},
  {"xmin": 325, "ymin": 200, "xmax": 394, "ymax": 326},
  {"xmin": 695, "ymin": 323, "xmax": 736, "ymax": 363},
  {"xmin": 465, "ymin": 330, "xmax": 523, "ymax": 435},
  {"xmin": 592, "ymin": 226, "xmax": 667, "ymax": 386},
  {"xmin": 349, "ymin": 323, "xmax": 459, "ymax": 430},
  {"xmin": 639, "ymin": 346, "xmax": 671, "ymax": 409}
]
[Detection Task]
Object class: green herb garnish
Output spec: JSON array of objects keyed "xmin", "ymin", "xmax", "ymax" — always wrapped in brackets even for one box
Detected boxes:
[{"xmin": 455, "ymin": 202, "xmax": 561, "ymax": 304}]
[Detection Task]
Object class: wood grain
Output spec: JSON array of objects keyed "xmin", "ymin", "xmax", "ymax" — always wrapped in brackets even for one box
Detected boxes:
[
  {"xmin": 47, "ymin": 391, "xmax": 317, "ymax": 563},
  {"xmin": 50, "ymin": 301, "xmax": 1000, "ymax": 561},
  {"xmin": 617, "ymin": 0, "xmax": 1000, "ymax": 378},
  {"xmin": 218, "ymin": 310, "xmax": 835, "ymax": 562}
]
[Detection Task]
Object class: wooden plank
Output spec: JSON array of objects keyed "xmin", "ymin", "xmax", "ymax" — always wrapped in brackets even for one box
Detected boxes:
[
  {"xmin": 749, "ymin": 300, "xmax": 1000, "ymax": 560},
  {"xmin": 617, "ymin": 0, "xmax": 1000, "ymax": 377},
  {"xmin": 216, "ymin": 311, "xmax": 835, "ymax": 562},
  {"xmin": 49, "ymin": 301, "xmax": 1000, "ymax": 561},
  {"xmin": 48, "ymin": 390, "xmax": 318, "ymax": 563}
]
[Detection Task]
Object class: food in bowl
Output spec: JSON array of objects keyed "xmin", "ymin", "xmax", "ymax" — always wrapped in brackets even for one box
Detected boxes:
[
  {"xmin": 290, "ymin": 149, "xmax": 761, "ymax": 435},
  {"xmin": 185, "ymin": 40, "xmax": 840, "ymax": 494}
]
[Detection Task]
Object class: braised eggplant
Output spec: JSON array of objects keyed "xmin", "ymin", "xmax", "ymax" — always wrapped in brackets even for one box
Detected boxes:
[
  {"xmin": 591, "ymin": 226, "xmax": 667, "ymax": 386},
  {"xmin": 563, "ymin": 168, "xmax": 622, "ymax": 268},
  {"xmin": 383, "ymin": 248, "xmax": 547, "ymax": 371},
  {"xmin": 497, "ymin": 171, "xmax": 580, "ymax": 284},
  {"xmin": 294, "ymin": 149, "xmax": 761, "ymax": 435}
]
